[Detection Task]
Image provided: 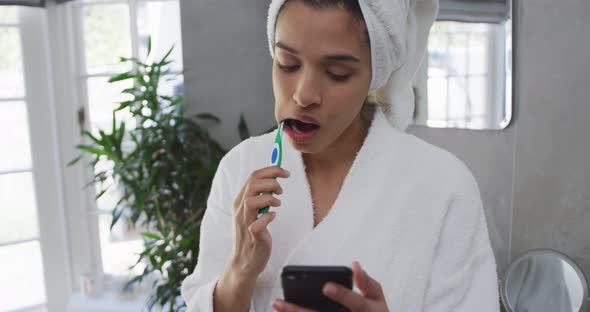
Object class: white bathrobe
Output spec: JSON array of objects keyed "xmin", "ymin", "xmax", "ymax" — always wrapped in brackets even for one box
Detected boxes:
[{"xmin": 181, "ymin": 109, "xmax": 500, "ymax": 312}]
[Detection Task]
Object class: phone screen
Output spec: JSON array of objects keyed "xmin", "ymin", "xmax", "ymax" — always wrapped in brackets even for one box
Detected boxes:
[{"xmin": 281, "ymin": 265, "xmax": 353, "ymax": 312}]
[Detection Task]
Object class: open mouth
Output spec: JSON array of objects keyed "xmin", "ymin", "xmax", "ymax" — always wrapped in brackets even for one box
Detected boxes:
[
  {"xmin": 283, "ymin": 118, "xmax": 321, "ymax": 143},
  {"xmin": 284, "ymin": 118, "xmax": 320, "ymax": 134}
]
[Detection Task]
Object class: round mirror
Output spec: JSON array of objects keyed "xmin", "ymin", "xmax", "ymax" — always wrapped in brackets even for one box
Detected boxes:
[{"xmin": 502, "ymin": 249, "xmax": 589, "ymax": 312}]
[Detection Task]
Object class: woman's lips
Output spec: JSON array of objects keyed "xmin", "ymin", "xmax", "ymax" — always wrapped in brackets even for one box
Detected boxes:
[
  {"xmin": 283, "ymin": 120, "xmax": 320, "ymax": 143},
  {"xmin": 293, "ymin": 114, "xmax": 320, "ymax": 126}
]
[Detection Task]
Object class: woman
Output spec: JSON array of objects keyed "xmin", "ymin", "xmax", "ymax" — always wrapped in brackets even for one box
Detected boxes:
[{"xmin": 181, "ymin": 0, "xmax": 500, "ymax": 311}]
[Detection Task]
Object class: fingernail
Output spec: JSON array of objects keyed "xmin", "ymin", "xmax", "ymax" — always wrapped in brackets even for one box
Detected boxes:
[
  {"xmin": 284, "ymin": 170, "xmax": 291, "ymax": 177},
  {"xmin": 324, "ymin": 283, "xmax": 337, "ymax": 296},
  {"xmin": 273, "ymin": 299, "xmax": 283, "ymax": 309}
]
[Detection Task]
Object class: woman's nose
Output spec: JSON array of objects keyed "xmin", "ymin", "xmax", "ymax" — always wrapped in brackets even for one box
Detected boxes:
[{"xmin": 293, "ymin": 69, "xmax": 321, "ymax": 108}]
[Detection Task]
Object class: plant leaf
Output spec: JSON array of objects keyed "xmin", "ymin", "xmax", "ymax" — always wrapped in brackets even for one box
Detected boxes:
[
  {"xmin": 141, "ymin": 232, "xmax": 162, "ymax": 241},
  {"xmin": 111, "ymin": 111, "xmax": 116, "ymax": 137},
  {"xmin": 119, "ymin": 56, "xmax": 147, "ymax": 67},
  {"xmin": 82, "ymin": 130, "xmax": 102, "ymax": 146},
  {"xmin": 110, "ymin": 207, "xmax": 124, "ymax": 230},
  {"xmin": 117, "ymin": 121, "xmax": 126, "ymax": 146},
  {"xmin": 108, "ymin": 71, "xmax": 135, "ymax": 83},
  {"xmin": 124, "ymin": 275, "xmax": 142, "ymax": 291},
  {"xmin": 238, "ymin": 113, "xmax": 250, "ymax": 141},
  {"xmin": 158, "ymin": 45, "xmax": 175, "ymax": 65},
  {"xmin": 67, "ymin": 155, "xmax": 83, "ymax": 166},
  {"xmin": 115, "ymin": 100, "xmax": 133, "ymax": 111},
  {"xmin": 75, "ymin": 144, "xmax": 106, "ymax": 156},
  {"xmin": 195, "ymin": 112, "xmax": 220, "ymax": 123},
  {"xmin": 95, "ymin": 189, "xmax": 107, "ymax": 200},
  {"xmin": 261, "ymin": 124, "xmax": 278, "ymax": 135},
  {"xmin": 147, "ymin": 36, "xmax": 152, "ymax": 58},
  {"xmin": 179, "ymin": 236, "xmax": 194, "ymax": 249}
]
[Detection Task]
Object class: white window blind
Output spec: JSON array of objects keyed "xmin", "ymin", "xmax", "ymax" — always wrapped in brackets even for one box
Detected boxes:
[
  {"xmin": 0, "ymin": 0, "xmax": 73, "ymax": 8},
  {"xmin": 0, "ymin": 0, "xmax": 44, "ymax": 7},
  {"xmin": 438, "ymin": 0, "xmax": 510, "ymax": 24}
]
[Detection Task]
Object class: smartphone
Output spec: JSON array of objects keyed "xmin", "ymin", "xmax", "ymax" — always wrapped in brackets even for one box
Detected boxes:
[{"xmin": 281, "ymin": 265, "xmax": 353, "ymax": 312}]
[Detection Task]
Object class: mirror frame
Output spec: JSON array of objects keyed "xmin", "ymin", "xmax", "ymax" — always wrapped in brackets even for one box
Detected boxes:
[
  {"xmin": 501, "ymin": 248, "xmax": 590, "ymax": 312},
  {"xmin": 507, "ymin": 0, "xmax": 519, "ymax": 130}
]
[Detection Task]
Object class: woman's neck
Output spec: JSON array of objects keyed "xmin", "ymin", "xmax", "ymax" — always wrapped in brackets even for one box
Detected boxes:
[{"xmin": 303, "ymin": 109, "xmax": 373, "ymax": 176}]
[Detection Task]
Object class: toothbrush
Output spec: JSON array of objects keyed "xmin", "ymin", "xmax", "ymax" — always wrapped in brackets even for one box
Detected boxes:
[{"xmin": 257, "ymin": 121, "xmax": 284, "ymax": 219}]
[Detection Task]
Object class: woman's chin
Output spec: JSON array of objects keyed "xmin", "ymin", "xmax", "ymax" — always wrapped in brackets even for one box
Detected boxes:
[{"xmin": 286, "ymin": 136, "xmax": 321, "ymax": 154}]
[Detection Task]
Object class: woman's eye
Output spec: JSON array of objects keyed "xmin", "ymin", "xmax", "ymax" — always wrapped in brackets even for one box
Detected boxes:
[
  {"xmin": 327, "ymin": 71, "xmax": 350, "ymax": 82},
  {"xmin": 278, "ymin": 63, "xmax": 299, "ymax": 72}
]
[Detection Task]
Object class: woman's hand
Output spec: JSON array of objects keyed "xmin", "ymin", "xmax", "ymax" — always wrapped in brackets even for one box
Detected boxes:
[
  {"xmin": 228, "ymin": 165, "xmax": 290, "ymax": 281},
  {"xmin": 214, "ymin": 166, "xmax": 289, "ymax": 312},
  {"xmin": 272, "ymin": 261, "xmax": 389, "ymax": 312}
]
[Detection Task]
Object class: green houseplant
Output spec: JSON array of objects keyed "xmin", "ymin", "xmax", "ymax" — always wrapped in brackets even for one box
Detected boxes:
[{"xmin": 69, "ymin": 39, "xmax": 257, "ymax": 311}]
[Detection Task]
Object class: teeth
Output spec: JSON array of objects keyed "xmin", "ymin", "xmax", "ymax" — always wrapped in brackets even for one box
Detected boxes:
[
  {"xmin": 292, "ymin": 121, "xmax": 303, "ymax": 134},
  {"xmin": 286, "ymin": 118, "xmax": 318, "ymax": 135}
]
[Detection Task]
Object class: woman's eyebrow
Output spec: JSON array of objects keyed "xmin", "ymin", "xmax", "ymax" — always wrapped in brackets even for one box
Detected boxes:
[
  {"xmin": 276, "ymin": 41, "xmax": 298, "ymax": 54},
  {"xmin": 275, "ymin": 41, "xmax": 361, "ymax": 63},
  {"xmin": 324, "ymin": 54, "xmax": 360, "ymax": 63}
]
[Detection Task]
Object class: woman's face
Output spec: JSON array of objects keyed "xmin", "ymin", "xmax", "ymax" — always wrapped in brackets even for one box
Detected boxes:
[{"xmin": 273, "ymin": 1, "xmax": 372, "ymax": 154}]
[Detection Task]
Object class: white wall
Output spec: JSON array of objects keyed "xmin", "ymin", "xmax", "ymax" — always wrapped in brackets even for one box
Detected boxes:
[{"xmin": 180, "ymin": 0, "xmax": 275, "ymax": 145}]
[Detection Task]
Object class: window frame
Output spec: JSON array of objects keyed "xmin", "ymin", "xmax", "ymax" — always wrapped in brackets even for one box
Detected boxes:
[{"xmin": 0, "ymin": 5, "xmax": 74, "ymax": 311}]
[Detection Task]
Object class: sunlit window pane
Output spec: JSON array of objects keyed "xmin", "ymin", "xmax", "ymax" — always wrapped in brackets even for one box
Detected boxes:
[
  {"xmin": 427, "ymin": 77, "xmax": 448, "ymax": 120},
  {"xmin": 137, "ymin": 1, "xmax": 183, "ymax": 72},
  {"xmin": 82, "ymin": 4, "xmax": 132, "ymax": 75},
  {"xmin": 468, "ymin": 76, "xmax": 488, "ymax": 117},
  {"xmin": 0, "ymin": 27, "xmax": 26, "ymax": 98},
  {"xmin": 428, "ymin": 32, "xmax": 448, "ymax": 78},
  {"xmin": 0, "ymin": 101, "xmax": 32, "ymax": 171},
  {"xmin": 448, "ymin": 77, "xmax": 468, "ymax": 120},
  {"xmin": 86, "ymin": 76, "xmax": 134, "ymax": 134},
  {"xmin": 449, "ymin": 33, "xmax": 467, "ymax": 76},
  {"xmin": 160, "ymin": 74, "xmax": 184, "ymax": 98},
  {"xmin": 0, "ymin": 241, "xmax": 46, "ymax": 310},
  {"xmin": 0, "ymin": 172, "xmax": 39, "ymax": 243},
  {"xmin": 93, "ymin": 159, "xmax": 119, "ymax": 212},
  {"xmin": 21, "ymin": 306, "xmax": 47, "ymax": 312},
  {"xmin": 0, "ymin": 7, "xmax": 18, "ymax": 24},
  {"xmin": 468, "ymin": 33, "xmax": 488, "ymax": 75},
  {"xmin": 98, "ymin": 214, "xmax": 145, "ymax": 277}
]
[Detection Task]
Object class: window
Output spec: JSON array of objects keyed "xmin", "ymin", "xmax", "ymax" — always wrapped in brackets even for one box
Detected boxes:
[
  {"xmin": 426, "ymin": 21, "xmax": 509, "ymax": 128},
  {"xmin": 0, "ymin": 6, "xmax": 47, "ymax": 312},
  {"xmin": 413, "ymin": 1, "xmax": 513, "ymax": 130},
  {"xmin": 70, "ymin": 0, "xmax": 184, "ymax": 278},
  {"xmin": 415, "ymin": 21, "xmax": 512, "ymax": 129}
]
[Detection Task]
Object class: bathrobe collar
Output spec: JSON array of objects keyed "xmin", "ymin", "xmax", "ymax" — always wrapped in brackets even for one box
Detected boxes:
[{"xmin": 278, "ymin": 108, "xmax": 402, "ymax": 265}]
